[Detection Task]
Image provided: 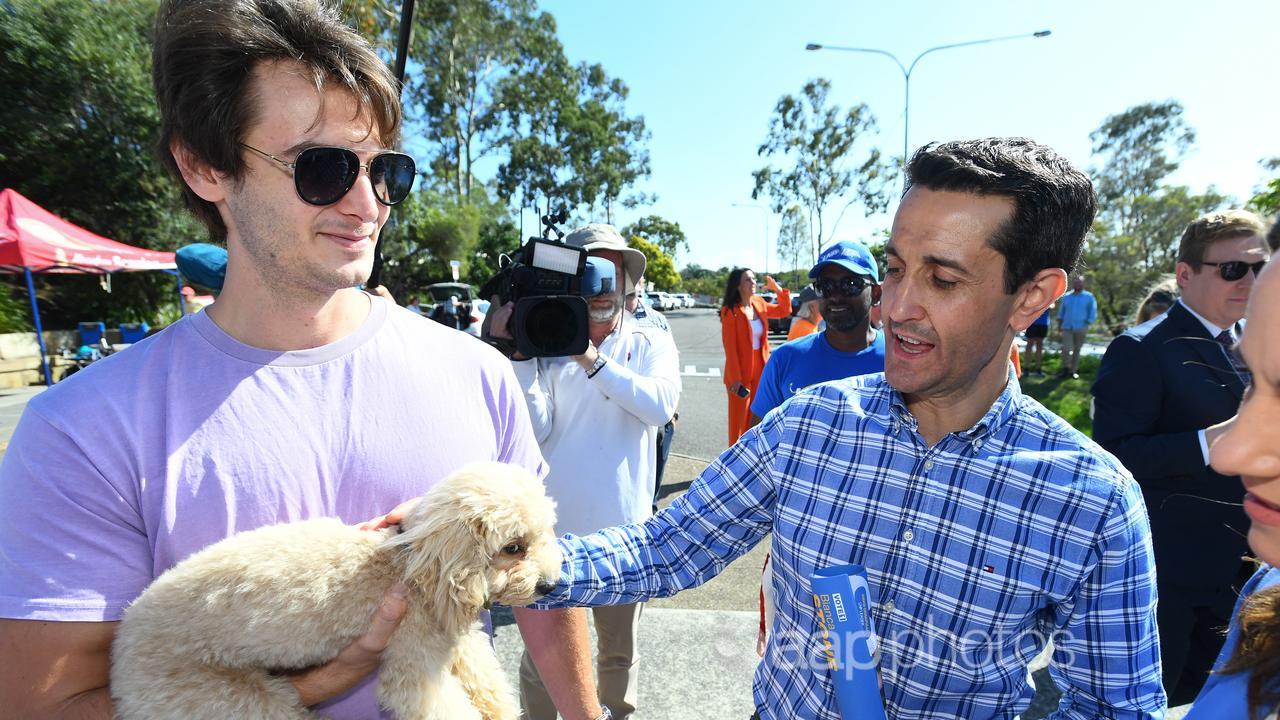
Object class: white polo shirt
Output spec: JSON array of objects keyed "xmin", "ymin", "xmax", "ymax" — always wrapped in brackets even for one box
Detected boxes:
[{"xmin": 512, "ymin": 312, "xmax": 681, "ymax": 536}]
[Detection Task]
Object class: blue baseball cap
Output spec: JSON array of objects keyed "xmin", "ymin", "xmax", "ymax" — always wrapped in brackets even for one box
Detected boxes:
[
  {"xmin": 176, "ymin": 243, "xmax": 228, "ymax": 293},
  {"xmin": 808, "ymin": 240, "xmax": 879, "ymax": 281}
]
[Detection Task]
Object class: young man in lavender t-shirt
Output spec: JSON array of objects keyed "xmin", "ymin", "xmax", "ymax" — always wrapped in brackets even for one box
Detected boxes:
[{"xmin": 0, "ymin": 3, "xmax": 606, "ymax": 719}]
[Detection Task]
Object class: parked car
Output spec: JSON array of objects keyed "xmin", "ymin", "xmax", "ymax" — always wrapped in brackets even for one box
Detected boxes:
[
  {"xmin": 669, "ymin": 292, "xmax": 694, "ymax": 309},
  {"xmin": 650, "ymin": 291, "xmax": 674, "ymax": 311},
  {"xmin": 422, "ymin": 282, "xmax": 477, "ymax": 332}
]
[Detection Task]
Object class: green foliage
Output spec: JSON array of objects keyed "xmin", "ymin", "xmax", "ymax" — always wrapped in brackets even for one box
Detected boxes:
[
  {"xmin": 1090, "ymin": 100, "xmax": 1195, "ymax": 208},
  {"xmin": 0, "ymin": 0, "xmax": 202, "ymax": 327},
  {"xmin": 774, "ymin": 205, "xmax": 810, "ymax": 284},
  {"xmin": 1019, "ymin": 355, "xmax": 1102, "ymax": 437},
  {"xmin": 468, "ymin": 215, "xmax": 522, "ymax": 288},
  {"xmin": 627, "ymin": 236, "xmax": 678, "ymax": 291},
  {"xmin": 1251, "ymin": 178, "xmax": 1280, "ymax": 217},
  {"xmin": 1085, "ymin": 101, "xmax": 1227, "ymax": 332},
  {"xmin": 0, "ymin": 280, "xmax": 32, "ymax": 333},
  {"xmin": 0, "ymin": 0, "xmax": 653, "ymax": 325},
  {"xmin": 403, "ymin": 0, "xmax": 554, "ymax": 202},
  {"xmin": 495, "ymin": 60, "xmax": 650, "ymax": 222},
  {"xmin": 623, "ymin": 215, "xmax": 687, "ymax": 259},
  {"xmin": 1248, "ymin": 159, "xmax": 1280, "ymax": 217},
  {"xmin": 680, "ymin": 264, "xmax": 729, "ymax": 301},
  {"xmin": 752, "ymin": 79, "xmax": 895, "ymax": 263},
  {"xmin": 1084, "ymin": 186, "xmax": 1227, "ymax": 332},
  {"xmin": 376, "ymin": 188, "xmax": 492, "ymax": 299}
]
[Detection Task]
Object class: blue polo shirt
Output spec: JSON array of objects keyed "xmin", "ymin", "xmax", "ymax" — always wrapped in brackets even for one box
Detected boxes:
[
  {"xmin": 750, "ymin": 330, "xmax": 885, "ymax": 418},
  {"xmin": 1057, "ymin": 291, "xmax": 1097, "ymax": 331}
]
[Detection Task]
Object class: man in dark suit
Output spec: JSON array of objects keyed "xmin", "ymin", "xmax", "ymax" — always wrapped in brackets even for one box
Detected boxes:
[{"xmin": 1092, "ymin": 208, "xmax": 1270, "ymax": 705}]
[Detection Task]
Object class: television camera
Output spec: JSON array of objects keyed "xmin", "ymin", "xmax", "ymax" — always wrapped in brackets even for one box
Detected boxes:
[{"xmin": 482, "ymin": 210, "xmax": 616, "ymax": 358}]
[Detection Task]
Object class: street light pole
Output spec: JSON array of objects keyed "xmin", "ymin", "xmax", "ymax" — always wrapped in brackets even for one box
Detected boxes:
[
  {"xmin": 731, "ymin": 203, "xmax": 770, "ymax": 274},
  {"xmin": 806, "ymin": 30, "xmax": 1050, "ymax": 169}
]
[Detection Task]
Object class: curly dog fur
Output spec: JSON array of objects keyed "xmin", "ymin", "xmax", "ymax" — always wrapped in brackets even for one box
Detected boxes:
[{"xmin": 110, "ymin": 462, "xmax": 561, "ymax": 720}]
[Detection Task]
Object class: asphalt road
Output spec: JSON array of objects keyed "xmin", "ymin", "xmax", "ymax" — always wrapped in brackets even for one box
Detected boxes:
[{"xmin": 662, "ymin": 306, "xmax": 781, "ymax": 463}]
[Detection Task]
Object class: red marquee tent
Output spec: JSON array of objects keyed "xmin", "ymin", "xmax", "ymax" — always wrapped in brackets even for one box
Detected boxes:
[{"xmin": 0, "ymin": 188, "xmax": 181, "ymax": 384}]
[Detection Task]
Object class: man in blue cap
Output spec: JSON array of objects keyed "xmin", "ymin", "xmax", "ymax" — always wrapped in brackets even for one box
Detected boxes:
[{"xmin": 750, "ymin": 239, "xmax": 885, "ymax": 424}]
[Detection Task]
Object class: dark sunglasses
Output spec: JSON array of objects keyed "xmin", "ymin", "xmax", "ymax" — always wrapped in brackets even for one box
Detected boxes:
[
  {"xmin": 814, "ymin": 275, "xmax": 871, "ymax": 298},
  {"xmin": 241, "ymin": 143, "xmax": 416, "ymax": 206},
  {"xmin": 1201, "ymin": 259, "xmax": 1267, "ymax": 282}
]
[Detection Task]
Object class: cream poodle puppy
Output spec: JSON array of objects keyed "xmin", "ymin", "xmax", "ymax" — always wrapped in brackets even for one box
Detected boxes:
[{"xmin": 111, "ymin": 462, "xmax": 561, "ymax": 720}]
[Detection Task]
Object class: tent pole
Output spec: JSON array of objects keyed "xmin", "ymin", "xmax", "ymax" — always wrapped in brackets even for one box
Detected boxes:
[
  {"xmin": 24, "ymin": 268, "xmax": 52, "ymax": 386},
  {"xmin": 171, "ymin": 269, "xmax": 187, "ymax": 316}
]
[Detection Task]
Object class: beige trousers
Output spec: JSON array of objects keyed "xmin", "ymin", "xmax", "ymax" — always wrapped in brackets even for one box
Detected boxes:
[
  {"xmin": 519, "ymin": 603, "xmax": 644, "ymax": 719},
  {"xmin": 1060, "ymin": 328, "xmax": 1087, "ymax": 373}
]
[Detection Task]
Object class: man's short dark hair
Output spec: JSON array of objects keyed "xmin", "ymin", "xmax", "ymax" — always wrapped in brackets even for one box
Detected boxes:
[
  {"xmin": 152, "ymin": 0, "xmax": 402, "ymax": 242},
  {"xmin": 904, "ymin": 138, "xmax": 1098, "ymax": 294}
]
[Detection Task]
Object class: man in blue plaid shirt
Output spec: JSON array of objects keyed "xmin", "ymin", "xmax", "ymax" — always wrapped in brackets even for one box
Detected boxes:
[{"xmin": 532, "ymin": 138, "xmax": 1164, "ymax": 719}]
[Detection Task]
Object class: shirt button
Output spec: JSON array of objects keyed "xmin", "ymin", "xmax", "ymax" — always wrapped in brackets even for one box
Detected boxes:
[
  {"xmin": 883, "ymin": 600, "xmax": 895, "ymax": 613},
  {"xmin": 923, "ymin": 459, "xmax": 934, "ymax": 472},
  {"xmin": 902, "ymin": 529, "xmax": 914, "ymax": 542}
]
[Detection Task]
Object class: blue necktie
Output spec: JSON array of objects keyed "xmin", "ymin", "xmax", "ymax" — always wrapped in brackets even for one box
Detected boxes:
[{"xmin": 1216, "ymin": 329, "xmax": 1252, "ymax": 388}]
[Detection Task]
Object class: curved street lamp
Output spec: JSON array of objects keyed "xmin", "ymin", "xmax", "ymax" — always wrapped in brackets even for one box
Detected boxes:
[{"xmin": 806, "ymin": 30, "xmax": 1051, "ymax": 169}]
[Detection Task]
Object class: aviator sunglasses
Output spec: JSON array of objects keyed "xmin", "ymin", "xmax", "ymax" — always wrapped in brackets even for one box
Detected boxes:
[
  {"xmin": 241, "ymin": 143, "xmax": 416, "ymax": 206},
  {"xmin": 814, "ymin": 275, "xmax": 871, "ymax": 298},
  {"xmin": 1201, "ymin": 259, "xmax": 1267, "ymax": 282}
]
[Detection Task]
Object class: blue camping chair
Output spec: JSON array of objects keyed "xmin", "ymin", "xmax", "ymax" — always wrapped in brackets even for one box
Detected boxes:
[
  {"xmin": 78, "ymin": 322, "xmax": 106, "ymax": 347},
  {"xmin": 119, "ymin": 322, "xmax": 149, "ymax": 344}
]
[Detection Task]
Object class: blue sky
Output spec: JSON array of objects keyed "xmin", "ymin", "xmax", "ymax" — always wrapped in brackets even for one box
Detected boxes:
[{"xmin": 515, "ymin": 0, "xmax": 1279, "ymax": 274}]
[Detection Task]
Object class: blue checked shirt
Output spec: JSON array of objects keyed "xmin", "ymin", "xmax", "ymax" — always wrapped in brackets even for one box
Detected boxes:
[{"xmin": 535, "ymin": 372, "xmax": 1164, "ymax": 719}]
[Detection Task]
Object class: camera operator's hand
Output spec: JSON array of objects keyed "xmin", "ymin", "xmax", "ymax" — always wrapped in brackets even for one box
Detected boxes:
[
  {"xmin": 572, "ymin": 342, "xmax": 600, "ymax": 371},
  {"xmin": 483, "ymin": 301, "xmax": 527, "ymax": 360},
  {"xmin": 366, "ymin": 284, "xmax": 397, "ymax": 305}
]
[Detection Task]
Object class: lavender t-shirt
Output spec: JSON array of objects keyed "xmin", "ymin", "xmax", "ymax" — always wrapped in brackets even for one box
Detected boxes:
[{"xmin": 0, "ymin": 295, "xmax": 545, "ymax": 719}]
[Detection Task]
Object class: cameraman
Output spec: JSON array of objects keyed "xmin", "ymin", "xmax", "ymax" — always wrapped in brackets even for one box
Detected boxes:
[{"xmin": 488, "ymin": 224, "xmax": 681, "ymax": 720}]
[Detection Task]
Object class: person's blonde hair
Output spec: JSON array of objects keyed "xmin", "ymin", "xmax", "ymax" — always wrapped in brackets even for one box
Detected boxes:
[
  {"xmin": 1133, "ymin": 275, "xmax": 1177, "ymax": 325},
  {"xmin": 1177, "ymin": 209, "xmax": 1268, "ymax": 268}
]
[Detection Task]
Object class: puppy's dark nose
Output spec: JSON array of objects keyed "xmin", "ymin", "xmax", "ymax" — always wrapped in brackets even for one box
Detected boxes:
[{"xmin": 534, "ymin": 579, "xmax": 557, "ymax": 596}]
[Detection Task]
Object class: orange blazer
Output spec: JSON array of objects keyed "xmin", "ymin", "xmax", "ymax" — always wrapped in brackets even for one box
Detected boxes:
[{"xmin": 720, "ymin": 289, "xmax": 792, "ymax": 388}]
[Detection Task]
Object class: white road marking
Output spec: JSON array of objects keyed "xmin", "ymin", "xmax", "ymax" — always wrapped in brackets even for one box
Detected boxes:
[{"xmin": 682, "ymin": 365, "xmax": 721, "ymax": 377}]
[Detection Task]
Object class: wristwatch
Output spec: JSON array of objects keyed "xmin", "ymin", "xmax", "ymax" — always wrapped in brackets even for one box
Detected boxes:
[
  {"xmin": 586, "ymin": 354, "xmax": 608, "ymax": 379},
  {"xmin": 593, "ymin": 708, "xmax": 613, "ymax": 720}
]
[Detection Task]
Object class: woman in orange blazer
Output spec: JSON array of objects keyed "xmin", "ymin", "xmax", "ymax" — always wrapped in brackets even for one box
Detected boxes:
[{"xmin": 720, "ymin": 268, "xmax": 791, "ymax": 444}]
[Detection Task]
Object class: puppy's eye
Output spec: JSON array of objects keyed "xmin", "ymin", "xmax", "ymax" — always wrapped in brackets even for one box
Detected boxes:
[{"xmin": 502, "ymin": 543, "xmax": 525, "ymax": 555}]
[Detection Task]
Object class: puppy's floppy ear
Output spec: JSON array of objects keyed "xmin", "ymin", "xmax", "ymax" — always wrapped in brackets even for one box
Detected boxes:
[
  {"xmin": 443, "ymin": 556, "xmax": 488, "ymax": 611},
  {"xmin": 392, "ymin": 495, "xmax": 492, "ymax": 618}
]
